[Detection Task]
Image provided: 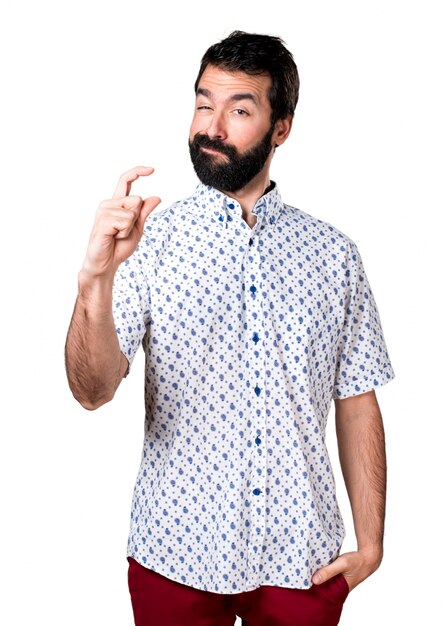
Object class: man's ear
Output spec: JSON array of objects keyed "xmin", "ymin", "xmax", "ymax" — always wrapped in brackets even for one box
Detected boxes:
[{"xmin": 273, "ymin": 115, "xmax": 293, "ymax": 147}]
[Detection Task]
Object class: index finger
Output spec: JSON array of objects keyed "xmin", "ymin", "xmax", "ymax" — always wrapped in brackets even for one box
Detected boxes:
[{"xmin": 112, "ymin": 166, "xmax": 155, "ymax": 199}]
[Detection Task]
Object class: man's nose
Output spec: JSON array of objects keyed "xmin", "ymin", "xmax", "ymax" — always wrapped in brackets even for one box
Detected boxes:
[{"xmin": 205, "ymin": 111, "xmax": 227, "ymax": 141}]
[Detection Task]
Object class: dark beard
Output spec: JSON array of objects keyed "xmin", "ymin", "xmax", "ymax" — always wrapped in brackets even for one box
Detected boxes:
[{"xmin": 188, "ymin": 124, "xmax": 275, "ymax": 193}]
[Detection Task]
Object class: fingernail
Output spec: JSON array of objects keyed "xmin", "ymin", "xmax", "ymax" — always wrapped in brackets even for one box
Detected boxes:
[{"xmin": 313, "ymin": 574, "xmax": 322, "ymax": 584}]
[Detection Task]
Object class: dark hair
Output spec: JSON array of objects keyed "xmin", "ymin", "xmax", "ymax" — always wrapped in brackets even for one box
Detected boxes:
[{"xmin": 194, "ymin": 30, "xmax": 300, "ymax": 124}]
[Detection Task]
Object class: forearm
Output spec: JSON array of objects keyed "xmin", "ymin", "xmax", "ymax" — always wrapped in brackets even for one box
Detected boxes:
[
  {"xmin": 336, "ymin": 398, "xmax": 386, "ymax": 564},
  {"xmin": 311, "ymin": 392, "xmax": 386, "ymax": 589},
  {"xmin": 65, "ymin": 270, "xmax": 126, "ymax": 410}
]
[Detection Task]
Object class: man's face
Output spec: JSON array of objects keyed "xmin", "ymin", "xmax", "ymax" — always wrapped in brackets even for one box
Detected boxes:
[{"xmin": 189, "ymin": 65, "xmax": 276, "ymax": 192}]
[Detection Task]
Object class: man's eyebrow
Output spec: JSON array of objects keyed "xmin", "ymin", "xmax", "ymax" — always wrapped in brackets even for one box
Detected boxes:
[
  {"xmin": 196, "ymin": 88, "xmax": 212, "ymax": 98},
  {"xmin": 229, "ymin": 93, "xmax": 258, "ymax": 105},
  {"xmin": 196, "ymin": 87, "xmax": 258, "ymax": 105}
]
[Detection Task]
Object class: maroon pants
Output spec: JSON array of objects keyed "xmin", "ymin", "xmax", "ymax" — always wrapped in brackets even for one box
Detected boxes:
[{"xmin": 127, "ymin": 557, "xmax": 350, "ymax": 626}]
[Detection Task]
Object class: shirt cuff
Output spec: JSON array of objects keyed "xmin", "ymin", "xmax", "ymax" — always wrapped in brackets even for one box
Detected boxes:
[{"xmin": 333, "ymin": 364, "xmax": 396, "ymax": 399}]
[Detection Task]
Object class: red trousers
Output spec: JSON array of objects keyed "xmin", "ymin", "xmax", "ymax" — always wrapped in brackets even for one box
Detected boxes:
[{"xmin": 127, "ymin": 557, "xmax": 350, "ymax": 626}]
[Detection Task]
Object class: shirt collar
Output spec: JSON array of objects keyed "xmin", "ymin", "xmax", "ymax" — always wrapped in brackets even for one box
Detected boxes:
[{"xmin": 185, "ymin": 182, "xmax": 284, "ymax": 229}]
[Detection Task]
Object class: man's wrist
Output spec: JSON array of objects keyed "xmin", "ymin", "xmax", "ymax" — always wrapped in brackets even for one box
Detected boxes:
[
  {"xmin": 357, "ymin": 543, "xmax": 384, "ymax": 568},
  {"xmin": 77, "ymin": 268, "xmax": 115, "ymax": 308},
  {"xmin": 78, "ymin": 267, "xmax": 114, "ymax": 290}
]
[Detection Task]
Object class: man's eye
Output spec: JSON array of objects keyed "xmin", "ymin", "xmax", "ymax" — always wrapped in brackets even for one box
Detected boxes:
[
  {"xmin": 197, "ymin": 105, "xmax": 211, "ymax": 111},
  {"xmin": 234, "ymin": 108, "xmax": 249, "ymax": 116}
]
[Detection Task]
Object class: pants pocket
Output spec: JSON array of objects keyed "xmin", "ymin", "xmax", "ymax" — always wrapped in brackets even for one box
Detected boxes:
[{"xmin": 333, "ymin": 573, "xmax": 350, "ymax": 603}]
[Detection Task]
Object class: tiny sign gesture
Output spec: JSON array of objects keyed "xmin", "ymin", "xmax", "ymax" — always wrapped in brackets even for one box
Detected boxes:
[{"xmin": 82, "ymin": 166, "xmax": 161, "ymax": 279}]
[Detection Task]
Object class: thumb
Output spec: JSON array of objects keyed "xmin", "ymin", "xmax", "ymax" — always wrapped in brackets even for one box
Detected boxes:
[
  {"xmin": 312, "ymin": 558, "xmax": 343, "ymax": 585},
  {"xmin": 138, "ymin": 196, "xmax": 161, "ymax": 230}
]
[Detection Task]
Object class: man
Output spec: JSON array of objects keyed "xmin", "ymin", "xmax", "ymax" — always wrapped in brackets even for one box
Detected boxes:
[{"xmin": 65, "ymin": 31, "xmax": 395, "ymax": 626}]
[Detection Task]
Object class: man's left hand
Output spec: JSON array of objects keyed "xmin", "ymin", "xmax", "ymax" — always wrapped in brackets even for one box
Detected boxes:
[{"xmin": 312, "ymin": 547, "xmax": 383, "ymax": 592}]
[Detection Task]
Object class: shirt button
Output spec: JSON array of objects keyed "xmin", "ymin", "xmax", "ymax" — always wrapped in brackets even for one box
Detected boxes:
[
  {"xmin": 254, "ymin": 385, "xmax": 261, "ymax": 396},
  {"xmin": 255, "ymin": 437, "xmax": 262, "ymax": 445},
  {"xmin": 252, "ymin": 332, "xmax": 260, "ymax": 344},
  {"xmin": 218, "ymin": 214, "xmax": 224, "ymax": 222},
  {"xmin": 249, "ymin": 237, "xmax": 253, "ymax": 246},
  {"xmin": 250, "ymin": 284, "xmax": 257, "ymax": 295},
  {"xmin": 252, "ymin": 488, "xmax": 262, "ymax": 496}
]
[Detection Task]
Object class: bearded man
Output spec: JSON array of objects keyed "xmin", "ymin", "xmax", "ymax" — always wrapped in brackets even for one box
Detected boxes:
[{"xmin": 65, "ymin": 30, "xmax": 395, "ymax": 626}]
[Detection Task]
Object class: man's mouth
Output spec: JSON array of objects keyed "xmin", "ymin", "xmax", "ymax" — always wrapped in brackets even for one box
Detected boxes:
[{"xmin": 201, "ymin": 146, "xmax": 228, "ymax": 157}]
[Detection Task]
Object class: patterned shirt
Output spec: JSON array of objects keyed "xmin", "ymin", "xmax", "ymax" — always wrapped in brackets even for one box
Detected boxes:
[{"xmin": 112, "ymin": 182, "xmax": 395, "ymax": 594}]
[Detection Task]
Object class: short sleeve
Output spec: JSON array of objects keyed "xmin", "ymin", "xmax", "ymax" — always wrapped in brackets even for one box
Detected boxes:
[
  {"xmin": 333, "ymin": 241, "xmax": 396, "ymax": 399},
  {"xmin": 112, "ymin": 240, "xmax": 152, "ymax": 376}
]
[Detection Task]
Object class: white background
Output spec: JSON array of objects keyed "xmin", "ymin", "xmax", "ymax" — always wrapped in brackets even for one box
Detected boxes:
[{"xmin": 1, "ymin": 1, "xmax": 441, "ymax": 624}]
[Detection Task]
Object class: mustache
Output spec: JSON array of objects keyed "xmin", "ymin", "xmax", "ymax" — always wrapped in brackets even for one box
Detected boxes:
[{"xmin": 190, "ymin": 133, "xmax": 238, "ymax": 159}]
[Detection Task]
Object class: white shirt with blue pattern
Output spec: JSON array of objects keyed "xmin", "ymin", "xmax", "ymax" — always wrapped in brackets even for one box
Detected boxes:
[{"xmin": 112, "ymin": 182, "xmax": 395, "ymax": 594}]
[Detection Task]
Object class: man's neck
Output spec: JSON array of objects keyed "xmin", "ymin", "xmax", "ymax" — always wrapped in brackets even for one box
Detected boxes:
[{"xmin": 220, "ymin": 170, "xmax": 273, "ymax": 227}]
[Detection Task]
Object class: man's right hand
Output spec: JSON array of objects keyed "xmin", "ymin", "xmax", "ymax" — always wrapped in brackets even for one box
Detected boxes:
[{"xmin": 81, "ymin": 166, "xmax": 161, "ymax": 279}]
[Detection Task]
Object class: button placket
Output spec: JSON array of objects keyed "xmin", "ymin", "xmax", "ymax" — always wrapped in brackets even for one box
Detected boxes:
[{"xmin": 243, "ymin": 221, "xmax": 267, "ymax": 582}]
